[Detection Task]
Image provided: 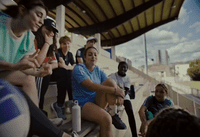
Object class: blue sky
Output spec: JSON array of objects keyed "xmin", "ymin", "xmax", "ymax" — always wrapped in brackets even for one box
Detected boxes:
[{"xmin": 116, "ymin": 0, "xmax": 200, "ymax": 68}]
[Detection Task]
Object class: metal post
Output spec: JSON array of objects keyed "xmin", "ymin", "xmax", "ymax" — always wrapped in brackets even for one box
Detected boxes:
[{"xmin": 144, "ymin": 34, "xmax": 148, "ymax": 74}]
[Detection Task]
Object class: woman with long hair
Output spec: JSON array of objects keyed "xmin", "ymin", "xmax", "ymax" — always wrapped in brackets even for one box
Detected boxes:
[{"xmin": 72, "ymin": 47, "xmax": 125, "ymax": 137}]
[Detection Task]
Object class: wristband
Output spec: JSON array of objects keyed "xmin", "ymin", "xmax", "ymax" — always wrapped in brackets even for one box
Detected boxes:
[{"xmin": 45, "ymin": 42, "xmax": 50, "ymax": 46}]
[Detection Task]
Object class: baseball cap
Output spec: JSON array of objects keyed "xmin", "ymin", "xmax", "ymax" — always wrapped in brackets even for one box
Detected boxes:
[
  {"xmin": 44, "ymin": 18, "xmax": 58, "ymax": 33},
  {"xmin": 87, "ymin": 37, "xmax": 98, "ymax": 43}
]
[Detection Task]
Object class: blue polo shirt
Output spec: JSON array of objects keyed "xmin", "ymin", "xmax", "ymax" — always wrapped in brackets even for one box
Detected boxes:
[{"xmin": 72, "ymin": 63, "xmax": 107, "ymax": 107}]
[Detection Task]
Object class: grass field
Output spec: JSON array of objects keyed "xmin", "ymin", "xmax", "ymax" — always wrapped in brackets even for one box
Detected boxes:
[{"xmin": 182, "ymin": 81, "xmax": 200, "ymax": 90}]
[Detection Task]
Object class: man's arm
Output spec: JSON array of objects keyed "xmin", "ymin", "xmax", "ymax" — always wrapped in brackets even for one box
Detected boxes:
[
  {"xmin": 58, "ymin": 57, "xmax": 75, "ymax": 70},
  {"xmin": 76, "ymin": 57, "xmax": 83, "ymax": 64},
  {"xmin": 0, "ymin": 60, "xmax": 15, "ymax": 70},
  {"xmin": 21, "ymin": 62, "xmax": 52, "ymax": 77},
  {"xmin": 0, "ymin": 51, "xmax": 40, "ymax": 71}
]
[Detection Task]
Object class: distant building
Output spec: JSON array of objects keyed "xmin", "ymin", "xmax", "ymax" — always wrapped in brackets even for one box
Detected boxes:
[
  {"xmin": 175, "ymin": 64, "xmax": 190, "ymax": 77},
  {"xmin": 156, "ymin": 50, "xmax": 169, "ymax": 65},
  {"xmin": 116, "ymin": 56, "xmax": 132, "ymax": 67}
]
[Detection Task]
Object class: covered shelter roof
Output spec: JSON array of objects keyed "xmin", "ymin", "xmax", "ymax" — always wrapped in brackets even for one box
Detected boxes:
[{"xmin": 43, "ymin": 0, "xmax": 184, "ymax": 46}]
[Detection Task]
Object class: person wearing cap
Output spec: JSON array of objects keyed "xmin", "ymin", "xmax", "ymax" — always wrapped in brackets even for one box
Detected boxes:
[
  {"xmin": 75, "ymin": 36, "xmax": 98, "ymax": 64},
  {"xmin": 33, "ymin": 18, "xmax": 64, "ymax": 125}
]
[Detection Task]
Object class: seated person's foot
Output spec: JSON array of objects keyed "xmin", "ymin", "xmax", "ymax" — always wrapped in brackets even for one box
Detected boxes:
[
  {"xmin": 51, "ymin": 102, "xmax": 67, "ymax": 120},
  {"xmin": 112, "ymin": 114, "xmax": 127, "ymax": 130},
  {"xmin": 49, "ymin": 118, "xmax": 63, "ymax": 126}
]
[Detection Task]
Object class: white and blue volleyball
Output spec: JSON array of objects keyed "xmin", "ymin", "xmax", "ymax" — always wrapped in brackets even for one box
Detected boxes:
[{"xmin": 0, "ymin": 79, "xmax": 30, "ymax": 137}]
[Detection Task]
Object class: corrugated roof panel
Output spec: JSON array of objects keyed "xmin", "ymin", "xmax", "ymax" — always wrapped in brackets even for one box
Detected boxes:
[
  {"xmin": 162, "ymin": 0, "xmax": 173, "ymax": 20},
  {"xmin": 131, "ymin": 17, "xmax": 139, "ymax": 32},
  {"xmin": 170, "ymin": 0, "xmax": 184, "ymax": 18},
  {"xmin": 65, "ymin": 8, "xmax": 87, "ymax": 27},
  {"xmin": 110, "ymin": 28, "xmax": 120, "ymax": 38},
  {"xmin": 134, "ymin": 0, "xmax": 144, "ymax": 7},
  {"xmin": 96, "ymin": 0, "xmax": 115, "ymax": 19},
  {"xmin": 122, "ymin": 0, "xmax": 133, "ymax": 12},
  {"xmin": 65, "ymin": 15, "xmax": 79, "ymax": 28},
  {"xmin": 68, "ymin": 3, "xmax": 94, "ymax": 25},
  {"xmin": 110, "ymin": 0, "xmax": 124, "ymax": 16},
  {"xmin": 65, "ymin": 22, "xmax": 72, "ymax": 29},
  {"xmin": 117, "ymin": 25, "xmax": 126, "ymax": 36},
  {"xmin": 138, "ymin": 12, "xmax": 146, "ymax": 29},
  {"xmin": 82, "ymin": 0, "xmax": 106, "ymax": 22},
  {"xmin": 146, "ymin": 7, "xmax": 154, "ymax": 26},
  {"xmin": 123, "ymin": 21, "xmax": 132, "ymax": 34},
  {"xmin": 154, "ymin": 2, "xmax": 163, "ymax": 23}
]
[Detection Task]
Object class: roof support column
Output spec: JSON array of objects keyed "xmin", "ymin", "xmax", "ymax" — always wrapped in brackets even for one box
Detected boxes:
[
  {"xmin": 71, "ymin": 33, "xmax": 75, "ymax": 44},
  {"xmin": 95, "ymin": 33, "xmax": 101, "ymax": 55},
  {"xmin": 56, "ymin": 5, "xmax": 65, "ymax": 38},
  {"xmin": 111, "ymin": 46, "xmax": 116, "ymax": 61}
]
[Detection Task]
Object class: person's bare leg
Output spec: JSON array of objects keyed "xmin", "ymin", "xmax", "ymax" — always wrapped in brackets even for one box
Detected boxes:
[
  {"xmin": 82, "ymin": 102, "xmax": 113, "ymax": 137},
  {"xmin": 95, "ymin": 78, "xmax": 118, "ymax": 108},
  {"xmin": 0, "ymin": 71, "xmax": 39, "ymax": 106}
]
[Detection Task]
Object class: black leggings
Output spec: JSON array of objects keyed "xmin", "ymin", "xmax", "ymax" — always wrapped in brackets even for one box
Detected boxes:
[
  {"xmin": 39, "ymin": 68, "xmax": 73, "ymax": 109},
  {"xmin": 124, "ymin": 100, "xmax": 138, "ymax": 137},
  {"xmin": 18, "ymin": 87, "xmax": 64, "ymax": 137},
  {"xmin": 53, "ymin": 68, "xmax": 73, "ymax": 105}
]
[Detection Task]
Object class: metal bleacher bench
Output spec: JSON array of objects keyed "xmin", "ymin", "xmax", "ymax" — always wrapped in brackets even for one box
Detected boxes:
[
  {"xmin": 49, "ymin": 79, "xmax": 100, "ymax": 137},
  {"xmin": 59, "ymin": 119, "xmax": 100, "ymax": 137}
]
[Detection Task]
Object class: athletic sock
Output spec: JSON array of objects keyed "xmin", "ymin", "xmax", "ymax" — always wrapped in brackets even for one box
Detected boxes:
[{"xmin": 108, "ymin": 105, "xmax": 117, "ymax": 116}]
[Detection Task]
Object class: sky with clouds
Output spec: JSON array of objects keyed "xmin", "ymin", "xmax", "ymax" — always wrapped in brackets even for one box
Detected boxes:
[{"xmin": 116, "ymin": 0, "xmax": 200, "ymax": 68}]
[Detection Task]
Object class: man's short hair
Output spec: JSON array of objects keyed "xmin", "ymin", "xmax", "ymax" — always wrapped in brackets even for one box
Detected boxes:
[{"xmin": 59, "ymin": 36, "xmax": 71, "ymax": 44}]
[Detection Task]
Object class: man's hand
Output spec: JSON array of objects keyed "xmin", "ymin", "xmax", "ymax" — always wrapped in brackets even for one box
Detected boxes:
[
  {"xmin": 36, "ymin": 62, "xmax": 52, "ymax": 77},
  {"xmin": 114, "ymin": 86, "xmax": 125, "ymax": 99},
  {"xmin": 138, "ymin": 121, "xmax": 148, "ymax": 137},
  {"xmin": 14, "ymin": 50, "xmax": 40, "ymax": 70},
  {"xmin": 44, "ymin": 31, "xmax": 54, "ymax": 45},
  {"xmin": 58, "ymin": 57, "xmax": 66, "ymax": 68}
]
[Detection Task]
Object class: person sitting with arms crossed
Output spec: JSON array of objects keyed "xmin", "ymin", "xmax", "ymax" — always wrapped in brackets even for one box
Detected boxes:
[
  {"xmin": 72, "ymin": 47, "xmax": 125, "ymax": 137},
  {"xmin": 51, "ymin": 35, "xmax": 76, "ymax": 120},
  {"xmin": 109, "ymin": 61, "xmax": 137, "ymax": 136}
]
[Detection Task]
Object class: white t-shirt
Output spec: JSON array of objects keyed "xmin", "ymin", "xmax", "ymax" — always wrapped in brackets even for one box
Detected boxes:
[{"xmin": 109, "ymin": 72, "xmax": 131, "ymax": 100}]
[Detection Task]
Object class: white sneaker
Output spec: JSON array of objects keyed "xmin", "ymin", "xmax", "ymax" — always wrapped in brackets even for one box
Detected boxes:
[{"xmin": 49, "ymin": 118, "xmax": 63, "ymax": 126}]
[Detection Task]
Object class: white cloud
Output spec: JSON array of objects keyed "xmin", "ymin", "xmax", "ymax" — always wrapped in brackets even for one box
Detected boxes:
[
  {"xmin": 167, "ymin": 39, "xmax": 200, "ymax": 63},
  {"xmin": 187, "ymin": 33, "xmax": 193, "ymax": 37},
  {"xmin": 146, "ymin": 28, "xmax": 180, "ymax": 45},
  {"xmin": 189, "ymin": 22, "xmax": 200, "ymax": 33},
  {"xmin": 179, "ymin": 7, "xmax": 188, "ymax": 24}
]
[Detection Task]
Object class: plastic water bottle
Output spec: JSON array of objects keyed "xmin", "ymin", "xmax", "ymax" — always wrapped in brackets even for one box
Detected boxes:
[{"xmin": 72, "ymin": 100, "xmax": 81, "ymax": 132}]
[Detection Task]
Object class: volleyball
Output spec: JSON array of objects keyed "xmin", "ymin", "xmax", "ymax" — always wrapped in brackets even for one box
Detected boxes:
[{"xmin": 0, "ymin": 79, "xmax": 30, "ymax": 137}]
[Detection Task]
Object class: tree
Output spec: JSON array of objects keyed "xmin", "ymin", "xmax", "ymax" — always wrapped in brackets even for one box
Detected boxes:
[{"xmin": 187, "ymin": 59, "xmax": 200, "ymax": 81}]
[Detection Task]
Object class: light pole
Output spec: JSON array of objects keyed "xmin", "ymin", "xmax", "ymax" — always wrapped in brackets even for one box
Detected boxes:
[{"xmin": 144, "ymin": 34, "xmax": 148, "ymax": 74}]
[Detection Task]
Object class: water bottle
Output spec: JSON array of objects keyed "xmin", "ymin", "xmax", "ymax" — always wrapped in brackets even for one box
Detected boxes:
[{"xmin": 72, "ymin": 100, "xmax": 81, "ymax": 132}]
